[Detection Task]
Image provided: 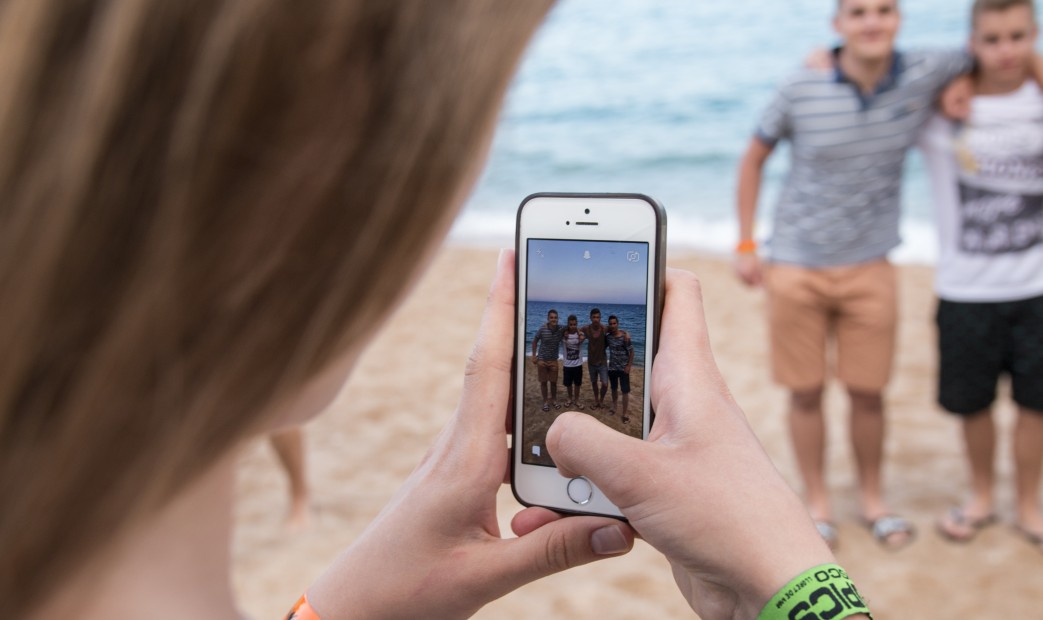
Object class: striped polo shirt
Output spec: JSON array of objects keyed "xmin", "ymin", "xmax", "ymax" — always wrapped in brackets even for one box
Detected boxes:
[{"xmin": 756, "ymin": 48, "xmax": 970, "ymax": 267}]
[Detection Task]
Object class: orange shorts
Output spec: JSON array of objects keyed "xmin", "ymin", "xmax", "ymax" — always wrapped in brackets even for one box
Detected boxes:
[
  {"xmin": 765, "ymin": 259, "xmax": 897, "ymax": 393},
  {"xmin": 537, "ymin": 359, "xmax": 559, "ymax": 383}
]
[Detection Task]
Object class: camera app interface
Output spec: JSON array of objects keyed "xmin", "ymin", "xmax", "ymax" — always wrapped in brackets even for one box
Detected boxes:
[{"xmin": 523, "ymin": 238, "xmax": 649, "ymax": 467}]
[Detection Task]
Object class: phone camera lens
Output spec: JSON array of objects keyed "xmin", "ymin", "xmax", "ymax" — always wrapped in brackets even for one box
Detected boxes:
[
  {"xmin": 566, "ymin": 221, "xmax": 570, "ymax": 225},
  {"xmin": 584, "ymin": 208, "xmax": 590, "ymax": 214}
]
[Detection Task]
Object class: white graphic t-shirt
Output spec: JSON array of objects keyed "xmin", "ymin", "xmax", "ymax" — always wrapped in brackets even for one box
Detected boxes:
[
  {"xmin": 919, "ymin": 80, "xmax": 1043, "ymax": 302},
  {"xmin": 562, "ymin": 332, "xmax": 583, "ymax": 368}
]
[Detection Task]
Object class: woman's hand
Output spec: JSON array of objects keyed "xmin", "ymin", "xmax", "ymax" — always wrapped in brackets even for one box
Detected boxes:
[
  {"xmin": 307, "ymin": 250, "xmax": 635, "ymax": 619},
  {"xmin": 546, "ymin": 269, "xmax": 835, "ymax": 620}
]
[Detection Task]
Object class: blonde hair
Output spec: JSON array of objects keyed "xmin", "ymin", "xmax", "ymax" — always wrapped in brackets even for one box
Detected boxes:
[{"xmin": 0, "ymin": 0, "xmax": 551, "ymax": 613}]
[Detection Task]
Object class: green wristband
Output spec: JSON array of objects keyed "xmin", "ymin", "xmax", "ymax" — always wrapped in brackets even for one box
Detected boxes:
[{"xmin": 756, "ymin": 563, "xmax": 872, "ymax": 620}]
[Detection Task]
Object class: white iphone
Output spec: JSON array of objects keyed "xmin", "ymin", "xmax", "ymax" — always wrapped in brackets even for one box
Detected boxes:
[{"xmin": 511, "ymin": 192, "xmax": 666, "ymax": 518}]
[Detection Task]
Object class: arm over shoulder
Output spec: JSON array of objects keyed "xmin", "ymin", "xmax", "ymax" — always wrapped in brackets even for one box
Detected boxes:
[{"xmin": 915, "ymin": 47, "xmax": 973, "ymax": 90}]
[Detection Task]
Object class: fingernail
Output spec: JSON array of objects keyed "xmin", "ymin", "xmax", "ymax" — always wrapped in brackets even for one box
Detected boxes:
[{"xmin": 591, "ymin": 525, "xmax": 629, "ymax": 556}]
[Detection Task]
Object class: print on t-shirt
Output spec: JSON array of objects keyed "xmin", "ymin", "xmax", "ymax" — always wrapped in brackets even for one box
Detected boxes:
[
  {"xmin": 957, "ymin": 184, "xmax": 1043, "ymax": 254},
  {"xmin": 955, "ymin": 114, "xmax": 1043, "ymax": 255}
]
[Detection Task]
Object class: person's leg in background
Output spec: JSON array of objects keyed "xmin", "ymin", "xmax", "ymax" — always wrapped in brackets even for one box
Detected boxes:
[{"xmin": 270, "ymin": 427, "xmax": 311, "ymax": 531}]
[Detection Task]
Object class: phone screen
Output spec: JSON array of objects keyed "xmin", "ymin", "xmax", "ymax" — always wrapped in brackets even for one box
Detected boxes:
[{"xmin": 522, "ymin": 238, "xmax": 649, "ymax": 467}]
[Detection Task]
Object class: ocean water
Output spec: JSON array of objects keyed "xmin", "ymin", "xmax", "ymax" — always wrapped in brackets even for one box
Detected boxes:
[
  {"xmin": 525, "ymin": 301, "xmax": 647, "ymax": 366},
  {"xmin": 454, "ymin": 0, "xmax": 986, "ymax": 263}
]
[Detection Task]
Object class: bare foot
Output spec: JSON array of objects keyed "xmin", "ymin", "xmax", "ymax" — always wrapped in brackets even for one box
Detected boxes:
[
  {"xmin": 1015, "ymin": 510, "xmax": 1043, "ymax": 552},
  {"xmin": 863, "ymin": 514, "xmax": 916, "ymax": 550},
  {"xmin": 936, "ymin": 505, "xmax": 996, "ymax": 542}
]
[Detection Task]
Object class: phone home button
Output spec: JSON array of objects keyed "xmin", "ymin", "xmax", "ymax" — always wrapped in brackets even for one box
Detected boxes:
[{"xmin": 566, "ymin": 477, "xmax": 593, "ymax": 505}]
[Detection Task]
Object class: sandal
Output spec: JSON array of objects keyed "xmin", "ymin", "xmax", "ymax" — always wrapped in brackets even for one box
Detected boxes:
[
  {"xmin": 863, "ymin": 514, "xmax": 916, "ymax": 550},
  {"xmin": 814, "ymin": 520, "xmax": 839, "ymax": 550},
  {"xmin": 541, "ymin": 403, "xmax": 549, "ymax": 412},
  {"xmin": 1013, "ymin": 524, "xmax": 1043, "ymax": 553},
  {"xmin": 936, "ymin": 506, "xmax": 997, "ymax": 543},
  {"xmin": 575, "ymin": 402, "xmax": 585, "ymax": 410},
  {"xmin": 552, "ymin": 402, "xmax": 561, "ymax": 410},
  {"xmin": 621, "ymin": 415, "xmax": 630, "ymax": 425}
]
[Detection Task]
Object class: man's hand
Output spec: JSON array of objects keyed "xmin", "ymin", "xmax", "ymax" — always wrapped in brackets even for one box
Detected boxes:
[
  {"xmin": 734, "ymin": 252, "xmax": 763, "ymax": 287},
  {"xmin": 940, "ymin": 74, "xmax": 973, "ymax": 121}
]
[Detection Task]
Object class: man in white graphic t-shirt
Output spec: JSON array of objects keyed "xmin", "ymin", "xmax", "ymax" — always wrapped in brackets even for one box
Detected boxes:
[
  {"xmin": 561, "ymin": 314, "xmax": 586, "ymax": 409},
  {"xmin": 919, "ymin": 0, "xmax": 1043, "ymax": 551}
]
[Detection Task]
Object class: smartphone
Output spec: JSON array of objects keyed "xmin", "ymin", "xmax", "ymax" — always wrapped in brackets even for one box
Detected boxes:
[{"xmin": 511, "ymin": 192, "xmax": 666, "ymax": 518}]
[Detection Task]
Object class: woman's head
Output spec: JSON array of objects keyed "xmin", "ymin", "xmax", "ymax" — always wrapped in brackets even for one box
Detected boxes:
[{"xmin": 0, "ymin": 0, "xmax": 551, "ymax": 612}]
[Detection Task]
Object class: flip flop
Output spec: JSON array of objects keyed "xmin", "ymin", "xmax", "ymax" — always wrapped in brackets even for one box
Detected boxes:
[
  {"xmin": 936, "ymin": 507, "xmax": 997, "ymax": 543},
  {"xmin": 864, "ymin": 514, "xmax": 916, "ymax": 551},
  {"xmin": 814, "ymin": 520, "xmax": 839, "ymax": 550},
  {"xmin": 621, "ymin": 415, "xmax": 630, "ymax": 425},
  {"xmin": 542, "ymin": 403, "xmax": 549, "ymax": 412},
  {"xmin": 1013, "ymin": 524, "xmax": 1043, "ymax": 553}
]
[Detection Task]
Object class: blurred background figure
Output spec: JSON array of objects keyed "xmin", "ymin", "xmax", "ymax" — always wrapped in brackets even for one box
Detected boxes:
[
  {"xmin": 919, "ymin": 0, "xmax": 1043, "ymax": 551},
  {"xmin": 270, "ymin": 429, "xmax": 311, "ymax": 531},
  {"xmin": 731, "ymin": 0, "xmax": 969, "ymax": 550}
]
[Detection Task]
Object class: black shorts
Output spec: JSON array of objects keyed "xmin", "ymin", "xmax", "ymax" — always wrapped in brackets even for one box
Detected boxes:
[
  {"xmin": 608, "ymin": 370, "xmax": 631, "ymax": 394},
  {"xmin": 936, "ymin": 295, "xmax": 1043, "ymax": 415},
  {"xmin": 563, "ymin": 365, "xmax": 583, "ymax": 387}
]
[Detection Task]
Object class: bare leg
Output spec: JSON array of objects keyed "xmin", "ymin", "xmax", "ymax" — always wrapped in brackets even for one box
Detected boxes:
[
  {"xmin": 599, "ymin": 382, "xmax": 607, "ymax": 406},
  {"xmin": 1014, "ymin": 408, "xmax": 1043, "ymax": 537},
  {"xmin": 937, "ymin": 409, "xmax": 995, "ymax": 539},
  {"xmin": 540, "ymin": 380, "xmax": 548, "ymax": 405},
  {"xmin": 621, "ymin": 392, "xmax": 629, "ymax": 422},
  {"xmin": 849, "ymin": 389, "xmax": 887, "ymax": 519},
  {"xmin": 850, "ymin": 389, "xmax": 914, "ymax": 547},
  {"xmin": 789, "ymin": 388, "xmax": 830, "ymax": 522},
  {"xmin": 270, "ymin": 428, "xmax": 311, "ymax": 531},
  {"xmin": 962, "ymin": 410, "xmax": 996, "ymax": 518},
  {"xmin": 550, "ymin": 382, "xmax": 558, "ymax": 404}
]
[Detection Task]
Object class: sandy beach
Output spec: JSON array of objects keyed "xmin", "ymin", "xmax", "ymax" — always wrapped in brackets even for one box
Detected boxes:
[
  {"xmin": 521, "ymin": 358, "xmax": 646, "ymax": 468},
  {"xmin": 232, "ymin": 244, "xmax": 1042, "ymax": 619}
]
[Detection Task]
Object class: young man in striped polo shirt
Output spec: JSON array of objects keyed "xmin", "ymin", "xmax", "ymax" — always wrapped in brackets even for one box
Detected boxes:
[
  {"xmin": 733, "ymin": 0, "xmax": 970, "ymax": 549},
  {"xmin": 532, "ymin": 309, "xmax": 566, "ymax": 411}
]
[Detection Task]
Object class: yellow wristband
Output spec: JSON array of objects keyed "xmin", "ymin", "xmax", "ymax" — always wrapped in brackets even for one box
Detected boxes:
[
  {"xmin": 736, "ymin": 239, "xmax": 758, "ymax": 254},
  {"xmin": 756, "ymin": 564, "xmax": 872, "ymax": 620},
  {"xmin": 286, "ymin": 594, "xmax": 323, "ymax": 620}
]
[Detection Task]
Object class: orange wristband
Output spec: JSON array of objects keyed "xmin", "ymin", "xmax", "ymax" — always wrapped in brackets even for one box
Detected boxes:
[
  {"xmin": 736, "ymin": 239, "xmax": 758, "ymax": 254},
  {"xmin": 286, "ymin": 594, "xmax": 323, "ymax": 620}
]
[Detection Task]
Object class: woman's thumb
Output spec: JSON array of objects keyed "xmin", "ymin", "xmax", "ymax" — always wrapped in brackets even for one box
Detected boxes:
[{"xmin": 546, "ymin": 411, "xmax": 651, "ymax": 512}]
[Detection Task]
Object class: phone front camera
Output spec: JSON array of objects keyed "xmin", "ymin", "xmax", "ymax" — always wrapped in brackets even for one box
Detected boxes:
[
  {"xmin": 566, "ymin": 221, "xmax": 570, "ymax": 225},
  {"xmin": 584, "ymin": 208, "xmax": 590, "ymax": 214}
]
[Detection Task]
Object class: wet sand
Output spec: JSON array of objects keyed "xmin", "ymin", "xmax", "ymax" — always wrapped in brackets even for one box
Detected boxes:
[{"xmin": 233, "ymin": 244, "xmax": 1042, "ymax": 619}]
